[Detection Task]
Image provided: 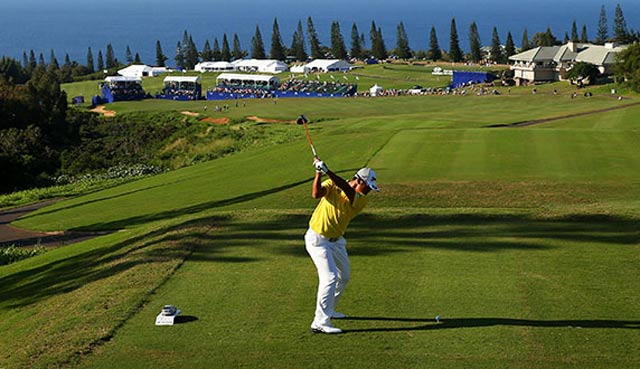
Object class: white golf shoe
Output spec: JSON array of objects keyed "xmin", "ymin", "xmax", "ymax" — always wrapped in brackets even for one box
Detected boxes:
[
  {"xmin": 332, "ymin": 312, "xmax": 347, "ymax": 319},
  {"xmin": 310, "ymin": 323, "xmax": 343, "ymax": 334}
]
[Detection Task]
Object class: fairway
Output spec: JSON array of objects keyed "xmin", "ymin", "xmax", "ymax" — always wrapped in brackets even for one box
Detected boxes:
[{"xmin": 2, "ymin": 90, "xmax": 640, "ymax": 369}]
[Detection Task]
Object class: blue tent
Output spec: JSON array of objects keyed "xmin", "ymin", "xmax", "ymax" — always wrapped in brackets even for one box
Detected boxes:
[{"xmin": 451, "ymin": 71, "xmax": 496, "ymax": 88}]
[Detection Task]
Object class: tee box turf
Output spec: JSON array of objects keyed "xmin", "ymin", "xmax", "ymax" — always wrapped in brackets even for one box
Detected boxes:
[{"xmin": 155, "ymin": 305, "xmax": 181, "ymax": 326}]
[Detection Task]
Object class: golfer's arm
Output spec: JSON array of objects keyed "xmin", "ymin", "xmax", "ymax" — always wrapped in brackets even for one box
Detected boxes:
[
  {"xmin": 311, "ymin": 172, "xmax": 326, "ymax": 198},
  {"xmin": 325, "ymin": 170, "xmax": 355, "ymax": 203}
]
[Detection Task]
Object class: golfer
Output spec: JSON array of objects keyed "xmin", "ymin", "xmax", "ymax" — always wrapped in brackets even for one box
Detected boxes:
[{"xmin": 305, "ymin": 158, "xmax": 379, "ymax": 334}]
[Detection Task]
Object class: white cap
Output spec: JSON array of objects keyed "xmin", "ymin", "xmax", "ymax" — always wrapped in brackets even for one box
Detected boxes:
[{"xmin": 355, "ymin": 167, "xmax": 379, "ymax": 192}]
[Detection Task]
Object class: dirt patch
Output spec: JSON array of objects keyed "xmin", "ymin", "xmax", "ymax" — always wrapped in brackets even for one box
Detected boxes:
[
  {"xmin": 181, "ymin": 111, "xmax": 200, "ymax": 117},
  {"xmin": 200, "ymin": 117, "xmax": 230, "ymax": 125},
  {"xmin": 90, "ymin": 105, "xmax": 116, "ymax": 117},
  {"xmin": 0, "ymin": 200, "xmax": 110, "ymax": 248},
  {"xmin": 246, "ymin": 115, "xmax": 294, "ymax": 124}
]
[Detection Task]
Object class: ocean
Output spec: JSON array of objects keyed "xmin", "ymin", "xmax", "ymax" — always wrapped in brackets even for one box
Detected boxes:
[{"xmin": 1, "ymin": 0, "xmax": 637, "ymax": 66}]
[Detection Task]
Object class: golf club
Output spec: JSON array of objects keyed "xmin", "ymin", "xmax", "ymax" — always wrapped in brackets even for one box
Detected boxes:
[{"xmin": 297, "ymin": 114, "xmax": 317, "ymax": 158}]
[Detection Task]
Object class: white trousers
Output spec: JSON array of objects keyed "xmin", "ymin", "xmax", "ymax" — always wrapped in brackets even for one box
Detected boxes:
[{"xmin": 305, "ymin": 228, "xmax": 350, "ymax": 326}]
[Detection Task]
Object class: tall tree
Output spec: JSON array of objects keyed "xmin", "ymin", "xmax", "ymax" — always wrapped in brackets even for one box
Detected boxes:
[
  {"xmin": 307, "ymin": 17, "xmax": 322, "ymax": 59},
  {"xmin": 251, "ymin": 25, "xmax": 266, "ymax": 59},
  {"xmin": 269, "ymin": 18, "xmax": 286, "ymax": 60},
  {"xmin": 615, "ymin": 42, "xmax": 640, "ymax": 91},
  {"xmin": 213, "ymin": 38, "xmax": 221, "ymax": 61},
  {"xmin": 290, "ymin": 20, "xmax": 307, "ymax": 61},
  {"xmin": 395, "ymin": 22, "xmax": 411, "ymax": 59},
  {"xmin": 596, "ymin": 5, "xmax": 608, "ymax": 44},
  {"xmin": 174, "ymin": 41, "xmax": 184, "ymax": 68},
  {"xmin": 490, "ymin": 27, "xmax": 504, "ymax": 63},
  {"xmin": 571, "ymin": 20, "xmax": 579, "ymax": 42},
  {"xmin": 449, "ymin": 18, "xmax": 463, "ymax": 62},
  {"xmin": 369, "ymin": 21, "xmax": 387, "ymax": 60},
  {"xmin": 350, "ymin": 23, "xmax": 362, "ymax": 59},
  {"xmin": 469, "ymin": 22, "xmax": 482, "ymax": 63},
  {"xmin": 563, "ymin": 32, "xmax": 570, "ymax": 43},
  {"xmin": 185, "ymin": 35, "xmax": 199, "ymax": 68},
  {"xmin": 38, "ymin": 53, "xmax": 45, "ymax": 67},
  {"xmin": 105, "ymin": 43, "xmax": 116, "ymax": 68},
  {"xmin": 155, "ymin": 40, "xmax": 167, "ymax": 67},
  {"xmin": 28, "ymin": 50, "xmax": 37, "ymax": 72},
  {"xmin": 48, "ymin": 50, "xmax": 58, "ymax": 70},
  {"xmin": 521, "ymin": 28, "xmax": 531, "ymax": 51},
  {"xmin": 134, "ymin": 53, "xmax": 141, "ymax": 64},
  {"xmin": 580, "ymin": 25, "xmax": 589, "ymax": 43},
  {"xmin": 232, "ymin": 33, "xmax": 245, "ymax": 60},
  {"xmin": 330, "ymin": 21, "xmax": 348, "ymax": 59},
  {"xmin": 97, "ymin": 50, "xmax": 104, "ymax": 71},
  {"xmin": 201, "ymin": 40, "xmax": 212, "ymax": 61},
  {"xmin": 614, "ymin": 4, "xmax": 629, "ymax": 43},
  {"xmin": 125, "ymin": 45, "xmax": 133, "ymax": 64},
  {"xmin": 22, "ymin": 51, "xmax": 29, "ymax": 69},
  {"xmin": 86, "ymin": 47, "xmax": 95, "ymax": 72},
  {"xmin": 221, "ymin": 33, "xmax": 231, "ymax": 61},
  {"xmin": 532, "ymin": 27, "xmax": 557, "ymax": 47},
  {"xmin": 428, "ymin": 26, "xmax": 442, "ymax": 61},
  {"xmin": 505, "ymin": 32, "xmax": 516, "ymax": 59}
]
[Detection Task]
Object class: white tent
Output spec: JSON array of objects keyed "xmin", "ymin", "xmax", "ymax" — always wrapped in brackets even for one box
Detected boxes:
[
  {"xmin": 118, "ymin": 65, "xmax": 152, "ymax": 78},
  {"xmin": 195, "ymin": 61, "xmax": 235, "ymax": 72},
  {"xmin": 216, "ymin": 73, "xmax": 280, "ymax": 88},
  {"xmin": 302, "ymin": 59, "xmax": 353, "ymax": 73},
  {"xmin": 163, "ymin": 76, "xmax": 201, "ymax": 84},
  {"xmin": 118, "ymin": 64, "xmax": 168, "ymax": 77},
  {"xmin": 369, "ymin": 84, "xmax": 383, "ymax": 97},
  {"xmin": 231, "ymin": 59, "xmax": 288, "ymax": 73},
  {"xmin": 105, "ymin": 76, "xmax": 142, "ymax": 84}
]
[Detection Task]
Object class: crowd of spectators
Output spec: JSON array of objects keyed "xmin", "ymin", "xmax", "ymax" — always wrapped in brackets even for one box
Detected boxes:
[
  {"xmin": 279, "ymin": 79, "xmax": 354, "ymax": 95},
  {"xmin": 102, "ymin": 82, "xmax": 147, "ymax": 100}
]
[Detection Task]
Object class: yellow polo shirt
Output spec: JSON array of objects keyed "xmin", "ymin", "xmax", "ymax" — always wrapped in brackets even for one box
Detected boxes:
[{"xmin": 309, "ymin": 179, "xmax": 368, "ymax": 238}]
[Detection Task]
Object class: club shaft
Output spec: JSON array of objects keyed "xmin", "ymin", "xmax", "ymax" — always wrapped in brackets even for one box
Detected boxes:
[{"xmin": 303, "ymin": 122, "xmax": 318, "ymax": 157}]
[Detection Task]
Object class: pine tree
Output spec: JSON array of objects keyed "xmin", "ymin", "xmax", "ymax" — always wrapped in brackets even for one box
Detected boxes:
[
  {"xmin": 125, "ymin": 45, "xmax": 133, "ymax": 64},
  {"xmin": 87, "ymin": 47, "xmax": 95, "ymax": 72},
  {"xmin": 449, "ymin": 18, "xmax": 463, "ymax": 62},
  {"xmin": 221, "ymin": 34, "xmax": 231, "ymax": 61},
  {"xmin": 505, "ymin": 32, "xmax": 516, "ymax": 59},
  {"xmin": 175, "ymin": 42, "xmax": 184, "ymax": 68},
  {"xmin": 330, "ymin": 21, "xmax": 348, "ymax": 59},
  {"xmin": 614, "ymin": 4, "xmax": 629, "ymax": 44},
  {"xmin": 251, "ymin": 25, "xmax": 266, "ymax": 59},
  {"xmin": 134, "ymin": 53, "xmax": 141, "ymax": 64},
  {"xmin": 395, "ymin": 22, "xmax": 411, "ymax": 59},
  {"xmin": 469, "ymin": 22, "xmax": 482, "ymax": 63},
  {"xmin": 490, "ymin": 27, "xmax": 503, "ymax": 63},
  {"xmin": 429, "ymin": 26, "xmax": 442, "ymax": 61},
  {"xmin": 201, "ymin": 40, "xmax": 212, "ymax": 61},
  {"xmin": 105, "ymin": 43, "xmax": 116, "ymax": 68},
  {"xmin": 49, "ymin": 49, "xmax": 59, "ymax": 70},
  {"xmin": 521, "ymin": 28, "xmax": 530, "ymax": 51},
  {"xmin": 155, "ymin": 40, "xmax": 167, "ymax": 67},
  {"xmin": 571, "ymin": 20, "xmax": 579, "ymax": 42},
  {"xmin": 213, "ymin": 38, "xmax": 221, "ymax": 61},
  {"xmin": 270, "ymin": 18, "xmax": 286, "ymax": 60},
  {"xmin": 563, "ymin": 32, "xmax": 570, "ymax": 44},
  {"xmin": 27, "ymin": 50, "xmax": 37, "ymax": 73},
  {"xmin": 307, "ymin": 17, "xmax": 322, "ymax": 59},
  {"xmin": 596, "ymin": 5, "xmax": 608, "ymax": 44},
  {"xmin": 350, "ymin": 23, "xmax": 362, "ymax": 59},
  {"xmin": 233, "ymin": 33, "xmax": 245, "ymax": 60},
  {"xmin": 369, "ymin": 21, "xmax": 380, "ymax": 59},
  {"xmin": 38, "ymin": 53, "xmax": 46, "ymax": 67},
  {"xmin": 580, "ymin": 25, "xmax": 589, "ymax": 43},
  {"xmin": 290, "ymin": 20, "xmax": 307, "ymax": 61},
  {"xmin": 63, "ymin": 54, "xmax": 71, "ymax": 67},
  {"xmin": 185, "ymin": 35, "xmax": 199, "ymax": 69},
  {"xmin": 97, "ymin": 50, "xmax": 104, "ymax": 71},
  {"xmin": 22, "ymin": 51, "xmax": 29, "ymax": 69}
]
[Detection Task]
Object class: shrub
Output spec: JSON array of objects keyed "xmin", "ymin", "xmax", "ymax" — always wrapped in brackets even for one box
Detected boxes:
[{"xmin": 0, "ymin": 244, "xmax": 47, "ymax": 266}]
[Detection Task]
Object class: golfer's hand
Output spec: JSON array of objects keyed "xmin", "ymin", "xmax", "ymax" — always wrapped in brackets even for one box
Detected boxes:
[{"xmin": 314, "ymin": 159, "xmax": 329, "ymax": 174}]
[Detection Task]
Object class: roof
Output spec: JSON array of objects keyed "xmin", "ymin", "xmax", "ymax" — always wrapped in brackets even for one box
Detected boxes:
[
  {"xmin": 510, "ymin": 42, "xmax": 628, "ymax": 66},
  {"xmin": 163, "ymin": 76, "xmax": 201, "ymax": 83},
  {"xmin": 304, "ymin": 59, "xmax": 352, "ymax": 69},
  {"xmin": 105, "ymin": 76, "xmax": 142, "ymax": 82},
  {"xmin": 195, "ymin": 61, "xmax": 234, "ymax": 67},
  {"xmin": 216, "ymin": 73, "xmax": 279, "ymax": 83},
  {"xmin": 231, "ymin": 59, "xmax": 288, "ymax": 67}
]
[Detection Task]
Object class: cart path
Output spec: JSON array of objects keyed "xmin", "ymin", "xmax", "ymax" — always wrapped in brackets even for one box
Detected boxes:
[
  {"xmin": 0, "ymin": 200, "xmax": 109, "ymax": 248},
  {"xmin": 488, "ymin": 100, "xmax": 640, "ymax": 127}
]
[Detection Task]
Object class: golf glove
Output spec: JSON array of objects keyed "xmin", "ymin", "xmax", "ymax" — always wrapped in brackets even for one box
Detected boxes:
[{"xmin": 314, "ymin": 160, "xmax": 329, "ymax": 174}]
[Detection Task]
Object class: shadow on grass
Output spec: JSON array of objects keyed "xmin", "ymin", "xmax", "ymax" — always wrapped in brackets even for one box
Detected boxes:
[
  {"xmin": 175, "ymin": 315, "xmax": 199, "ymax": 324},
  {"xmin": 343, "ymin": 316, "xmax": 640, "ymax": 333}
]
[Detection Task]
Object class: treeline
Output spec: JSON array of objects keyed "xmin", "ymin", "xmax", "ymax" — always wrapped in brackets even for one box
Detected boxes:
[{"xmin": 3, "ymin": 4, "xmax": 637, "ymax": 83}]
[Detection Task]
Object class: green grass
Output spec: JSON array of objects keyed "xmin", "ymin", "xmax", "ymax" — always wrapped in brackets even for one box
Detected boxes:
[{"xmin": 2, "ymin": 86, "xmax": 640, "ymax": 369}]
